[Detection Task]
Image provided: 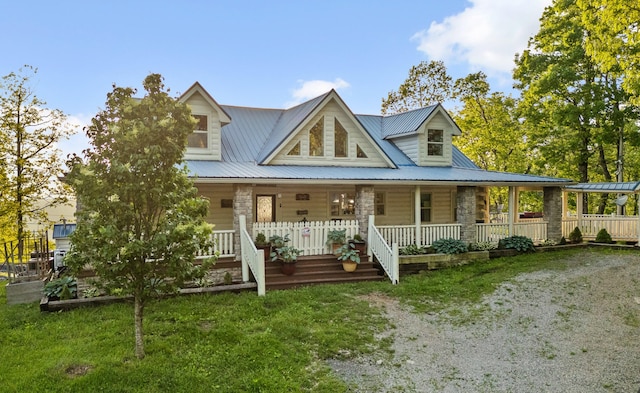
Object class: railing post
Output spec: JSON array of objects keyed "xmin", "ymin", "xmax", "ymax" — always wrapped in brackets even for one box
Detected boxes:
[
  {"xmin": 239, "ymin": 215, "xmax": 249, "ymax": 283},
  {"xmin": 392, "ymin": 242, "xmax": 399, "ymax": 285}
]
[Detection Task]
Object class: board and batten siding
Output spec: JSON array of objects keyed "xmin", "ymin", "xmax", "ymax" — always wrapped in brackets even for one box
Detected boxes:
[
  {"xmin": 184, "ymin": 91, "xmax": 222, "ymax": 161},
  {"xmin": 270, "ymin": 99, "xmax": 390, "ymax": 167}
]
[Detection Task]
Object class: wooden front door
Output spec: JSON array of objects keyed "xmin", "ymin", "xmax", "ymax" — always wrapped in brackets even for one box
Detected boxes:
[{"xmin": 256, "ymin": 195, "xmax": 276, "ymax": 222}]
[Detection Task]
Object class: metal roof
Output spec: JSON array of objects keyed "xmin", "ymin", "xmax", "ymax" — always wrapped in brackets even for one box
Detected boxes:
[
  {"xmin": 381, "ymin": 105, "xmax": 438, "ymax": 138},
  {"xmin": 186, "ymin": 160, "xmax": 573, "ymax": 186},
  {"xmin": 53, "ymin": 223, "xmax": 76, "ymax": 239},
  {"xmin": 564, "ymin": 181, "xmax": 640, "ymax": 193}
]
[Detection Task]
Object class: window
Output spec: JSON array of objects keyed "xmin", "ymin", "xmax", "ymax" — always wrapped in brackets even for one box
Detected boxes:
[
  {"xmin": 287, "ymin": 141, "xmax": 300, "ymax": 156},
  {"xmin": 188, "ymin": 114, "xmax": 208, "ymax": 148},
  {"xmin": 427, "ymin": 129, "xmax": 443, "ymax": 156},
  {"xmin": 375, "ymin": 192, "xmax": 385, "ymax": 215},
  {"xmin": 356, "ymin": 144, "xmax": 367, "ymax": 158},
  {"xmin": 330, "ymin": 192, "xmax": 355, "ymax": 216},
  {"xmin": 334, "ymin": 118, "xmax": 347, "ymax": 157},
  {"xmin": 309, "ymin": 118, "xmax": 324, "ymax": 156},
  {"xmin": 420, "ymin": 193, "xmax": 432, "ymax": 222}
]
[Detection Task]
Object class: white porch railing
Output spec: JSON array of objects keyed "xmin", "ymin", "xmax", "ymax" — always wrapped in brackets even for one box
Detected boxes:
[
  {"xmin": 211, "ymin": 230, "xmax": 235, "ymax": 258},
  {"xmin": 240, "ymin": 215, "xmax": 265, "ymax": 296},
  {"xmin": 369, "ymin": 215, "xmax": 399, "ymax": 284},
  {"xmin": 253, "ymin": 220, "xmax": 359, "ymax": 256},
  {"xmin": 563, "ymin": 215, "xmax": 639, "ymax": 241},
  {"xmin": 476, "ymin": 222, "xmax": 548, "ymax": 243},
  {"xmin": 376, "ymin": 224, "xmax": 461, "ymax": 247}
]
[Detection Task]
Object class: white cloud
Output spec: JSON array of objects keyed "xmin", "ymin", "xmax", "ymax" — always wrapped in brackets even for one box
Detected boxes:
[
  {"xmin": 286, "ymin": 78, "xmax": 350, "ymax": 108},
  {"xmin": 412, "ymin": 0, "xmax": 551, "ymax": 76},
  {"xmin": 56, "ymin": 113, "xmax": 92, "ymax": 160}
]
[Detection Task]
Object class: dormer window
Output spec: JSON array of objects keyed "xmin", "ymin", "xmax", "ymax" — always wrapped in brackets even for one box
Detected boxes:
[
  {"xmin": 188, "ymin": 114, "xmax": 208, "ymax": 148},
  {"xmin": 427, "ymin": 129, "xmax": 443, "ymax": 156}
]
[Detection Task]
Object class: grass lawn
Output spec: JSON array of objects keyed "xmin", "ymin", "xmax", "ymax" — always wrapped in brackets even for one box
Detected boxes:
[{"xmin": 0, "ymin": 247, "xmax": 623, "ymax": 392}]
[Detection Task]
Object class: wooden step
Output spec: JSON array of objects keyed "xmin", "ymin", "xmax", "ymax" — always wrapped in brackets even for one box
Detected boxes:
[{"xmin": 265, "ymin": 254, "xmax": 385, "ymax": 290}]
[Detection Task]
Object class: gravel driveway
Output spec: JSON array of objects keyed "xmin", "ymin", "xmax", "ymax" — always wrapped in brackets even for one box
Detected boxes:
[{"xmin": 329, "ymin": 249, "xmax": 640, "ymax": 392}]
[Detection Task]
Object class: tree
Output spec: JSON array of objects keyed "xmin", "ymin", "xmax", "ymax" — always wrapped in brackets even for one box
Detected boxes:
[
  {"xmin": 381, "ymin": 60, "xmax": 452, "ymax": 115},
  {"xmin": 65, "ymin": 74, "xmax": 216, "ymax": 359},
  {"xmin": 513, "ymin": 0, "xmax": 636, "ymax": 213},
  {"xmin": 578, "ymin": 0, "xmax": 640, "ymax": 104},
  {"xmin": 0, "ymin": 66, "xmax": 72, "ymax": 257}
]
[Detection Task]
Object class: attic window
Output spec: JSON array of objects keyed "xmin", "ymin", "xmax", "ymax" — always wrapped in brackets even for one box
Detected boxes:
[
  {"xmin": 427, "ymin": 129, "xmax": 443, "ymax": 156},
  {"xmin": 309, "ymin": 118, "xmax": 324, "ymax": 156},
  {"xmin": 334, "ymin": 119, "xmax": 347, "ymax": 157},
  {"xmin": 287, "ymin": 141, "xmax": 300, "ymax": 156},
  {"xmin": 188, "ymin": 114, "xmax": 208, "ymax": 148},
  {"xmin": 356, "ymin": 144, "xmax": 367, "ymax": 158}
]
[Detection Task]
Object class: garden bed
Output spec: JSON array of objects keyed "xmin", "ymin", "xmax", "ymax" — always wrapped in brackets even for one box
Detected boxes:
[{"xmin": 399, "ymin": 251, "xmax": 489, "ymax": 275}]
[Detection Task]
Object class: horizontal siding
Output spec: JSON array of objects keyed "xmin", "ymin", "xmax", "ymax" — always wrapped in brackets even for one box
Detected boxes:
[
  {"xmin": 372, "ymin": 185, "xmax": 456, "ymax": 226},
  {"xmin": 393, "ymin": 135, "xmax": 418, "ymax": 164},
  {"xmin": 185, "ymin": 91, "xmax": 222, "ymax": 161},
  {"xmin": 196, "ymin": 183, "xmax": 234, "ymax": 230}
]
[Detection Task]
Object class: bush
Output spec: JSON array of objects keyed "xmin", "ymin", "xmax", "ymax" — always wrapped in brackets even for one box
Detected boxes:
[
  {"xmin": 469, "ymin": 241, "xmax": 497, "ymax": 251},
  {"xmin": 498, "ymin": 236, "xmax": 535, "ymax": 253},
  {"xmin": 399, "ymin": 244, "xmax": 427, "ymax": 255},
  {"xmin": 595, "ymin": 228, "xmax": 613, "ymax": 243},
  {"xmin": 568, "ymin": 227, "xmax": 583, "ymax": 244},
  {"xmin": 43, "ymin": 276, "xmax": 78, "ymax": 300},
  {"xmin": 559, "ymin": 236, "xmax": 567, "ymax": 245},
  {"xmin": 432, "ymin": 238, "xmax": 468, "ymax": 254}
]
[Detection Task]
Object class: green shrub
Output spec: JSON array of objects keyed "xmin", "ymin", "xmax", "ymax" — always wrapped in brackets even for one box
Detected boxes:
[
  {"xmin": 595, "ymin": 228, "xmax": 613, "ymax": 243},
  {"xmin": 559, "ymin": 236, "xmax": 567, "ymax": 245},
  {"xmin": 399, "ymin": 244, "xmax": 427, "ymax": 255},
  {"xmin": 43, "ymin": 276, "xmax": 77, "ymax": 300},
  {"xmin": 539, "ymin": 239, "xmax": 557, "ymax": 247},
  {"xmin": 498, "ymin": 235, "xmax": 535, "ymax": 252},
  {"xmin": 469, "ymin": 241, "xmax": 497, "ymax": 251},
  {"xmin": 432, "ymin": 238, "xmax": 468, "ymax": 254},
  {"xmin": 568, "ymin": 227, "xmax": 583, "ymax": 243}
]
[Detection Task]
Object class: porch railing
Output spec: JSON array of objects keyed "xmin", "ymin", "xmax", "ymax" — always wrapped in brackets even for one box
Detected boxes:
[
  {"xmin": 253, "ymin": 220, "xmax": 359, "ymax": 256},
  {"xmin": 369, "ymin": 216, "xmax": 399, "ymax": 284},
  {"xmin": 197, "ymin": 230, "xmax": 235, "ymax": 259},
  {"xmin": 240, "ymin": 215, "xmax": 265, "ymax": 296},
  {"xmin": 376, "ymin": 224, "xmax": 461, "ymax": 247},
  {"xmin": 563, "ymin": 215, "xmax": 639, "ymax": 241},
  {"xmin": 476, "ymin": 222, "xmax": 548, "ymax": 243}
]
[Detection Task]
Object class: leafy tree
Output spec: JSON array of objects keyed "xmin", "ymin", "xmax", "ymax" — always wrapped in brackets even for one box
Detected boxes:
[
  {"xmin": 0, "ymin": 65, "xmax": 71, "ymax": 257},
  {"xmin": 578, "ymin": 0, "xmax": 640, "ymax": 104},
  {"xmin": 381, "ymin": 60, "xmax": 452, "ymax": 115},
  {"xmin": 65, "ymin": 74, "xmax": 216, "ymax": 359},
  {"xmin": 513, "ymin": 0, "xmax": 636, "ymax": 213}
]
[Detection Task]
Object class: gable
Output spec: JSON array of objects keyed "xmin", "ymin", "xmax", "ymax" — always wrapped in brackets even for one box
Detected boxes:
[{"xmin": 265, "ymin": 93, "xmax": 395, "ymax": 168}]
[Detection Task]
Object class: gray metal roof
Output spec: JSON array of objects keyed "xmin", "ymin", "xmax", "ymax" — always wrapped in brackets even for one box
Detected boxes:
[
  {"xmin": 186, "ymin": 160, "xmax": 572, "ymax": 186},
  {"xmin": 564, "ymin": 181, "xmax": 640, "ymax": 193},
  {"xmin": 380, "ymin": 105, "xmax": 438, "ymax": 138}
]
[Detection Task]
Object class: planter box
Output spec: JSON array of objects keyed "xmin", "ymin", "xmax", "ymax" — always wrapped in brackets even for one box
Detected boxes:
[
  {"xmin": 6, "ymin": 279, "xmax": 44, "ymax": 305},
  {"xmin": 399, "ymin": 251, "xmax": 489, "ymax": 274}
]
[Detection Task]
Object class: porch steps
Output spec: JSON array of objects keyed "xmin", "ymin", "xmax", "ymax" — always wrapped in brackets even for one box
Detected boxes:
[{"xmin": 265, "ymin": 254, "xmax": 384, "ymax": 290}]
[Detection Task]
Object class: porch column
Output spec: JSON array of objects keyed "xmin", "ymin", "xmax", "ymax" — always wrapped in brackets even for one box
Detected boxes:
[
  {"xmin": 576, "ymin": 192, "xmax": 583, "ymax": 230},
  {"xmin": 456, "ymin": 186, "xmax": 477, "ymax": 244},
  {"xmin": 508, "ymin": 186, "xmax": 516, "ymax": 236},
  {"xmin": 355, "ymin": 185, "xmax": 375, "ymax": 241},
  {"xmin": 233, "ymin": 185, "xmax": 253, "ymax": 261},
  {"xmin": 414, "ymin": 186, "xmax": 421, "ymax": 246},
  {"xmin": 543, "ymin": 186, "xmax": 563, "ymax": 242}
]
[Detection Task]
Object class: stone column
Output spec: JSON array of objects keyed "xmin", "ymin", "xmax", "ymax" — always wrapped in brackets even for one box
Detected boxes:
[
  {"xmin": 544, "ymin": 186, "xmax": 563, "ymax": 242},
  {"xmin": 233, "ymin": 185, "xmax": 253, "ymax": 261},
  {"xmin": 457, "ymin": 186, "xmax": 477, "ymax": 245},
  {"xmin": 355, "ymin": 185, "xmax": 375, "ymax": 241}
]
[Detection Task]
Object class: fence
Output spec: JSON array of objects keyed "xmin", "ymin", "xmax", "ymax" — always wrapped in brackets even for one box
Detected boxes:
[
  {"xmin": 2, "ymin": 234, "xmax": 51, "ymax": 281},
  {"xmin": 563, "ymin": 215, "xmax": 639, "ymax": 241},
  {"xmin": 253, "ymin": 220, "xmax": 359, "ymax": 256}
]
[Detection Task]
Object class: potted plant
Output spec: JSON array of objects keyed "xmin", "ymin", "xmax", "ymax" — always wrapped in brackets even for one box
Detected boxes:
[
  {"xmin": 337, "ymin": 243, "xmax": 360, "ymax": 272},
  {"xmin": 271, "ymin": 245, "xmax": 301, "ymax": 275},
  {"xmin": 326, "ymin": 229, "xmax": 347, "ymax": 254},
  {"xmin": 254, "ymin": 232, "xmax": 270, "ymax": 260},
  {"xmin": 348, "ymin": 233, "xmax": 367, "ymax": 256}
]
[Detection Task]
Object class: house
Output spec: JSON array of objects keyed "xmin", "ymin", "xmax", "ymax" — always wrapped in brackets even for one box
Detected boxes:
[{"xmin": 178, "ymin": 82, "xmax": 573, "ymax": 274}]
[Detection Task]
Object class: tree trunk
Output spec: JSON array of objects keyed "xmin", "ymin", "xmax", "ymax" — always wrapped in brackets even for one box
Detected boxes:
[{"xmin": 134, "ymin": 295, "xmax": 145, "ymax": 359}]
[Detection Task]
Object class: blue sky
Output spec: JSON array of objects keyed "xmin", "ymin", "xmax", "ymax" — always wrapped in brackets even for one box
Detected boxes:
[{"xmin": 1, "ymin": 0, "xmax": 550, "ymax": 156}]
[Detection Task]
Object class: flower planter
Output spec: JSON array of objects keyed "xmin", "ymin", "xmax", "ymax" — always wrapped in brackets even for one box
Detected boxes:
[
  {"xmin": 399, "ymin": 251, "xmax": 489, "ymax": 273},
  {"xmin": 341, "ymin": 261, "xmax": 358, "ymax": 272},
  {"xmin": 280, "ymin": 262, "xmax": 296, "ymax": 276}
]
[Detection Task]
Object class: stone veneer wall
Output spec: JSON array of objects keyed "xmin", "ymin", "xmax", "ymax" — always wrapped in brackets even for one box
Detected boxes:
[
  {"xmin": 355, "ymin": 185, "xmax": 375, "ymax": 241},
  {"xmin": 544, "ymin": 186, "xmax": 563, "ymax": 241},
  {"xmin": 457, "ymin": 186, "xmax": 477, "ymax": 244},
  {"xmin": 233, "ymin": 185, "xmax": 253, "ymax": 261}
]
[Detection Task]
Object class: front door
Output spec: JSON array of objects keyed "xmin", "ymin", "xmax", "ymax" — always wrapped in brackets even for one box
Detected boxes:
[{"xmin": 256, "ymin": 195, "xmax": 276, "ymax": 222}]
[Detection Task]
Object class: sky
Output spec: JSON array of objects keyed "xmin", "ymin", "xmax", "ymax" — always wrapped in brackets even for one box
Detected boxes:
[{"xmin": 0, "ymin": 0, "xmax": 551, "ymax": 156}]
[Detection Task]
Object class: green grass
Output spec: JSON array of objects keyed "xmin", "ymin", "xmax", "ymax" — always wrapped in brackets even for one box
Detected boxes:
[{"xmin": 0, "ymin": 247, "xmax": 628, "ymax": 392}]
